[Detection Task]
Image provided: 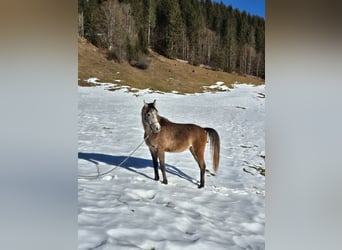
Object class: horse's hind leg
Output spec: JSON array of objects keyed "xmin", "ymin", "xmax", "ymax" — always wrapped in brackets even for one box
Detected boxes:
[
  {"xmin": 149, "ymin": 148, "xmax": 159, "ymax": 181},
  {"xmin": 190, "ymin": 146, "xmax": 206, "ymax": 188}
]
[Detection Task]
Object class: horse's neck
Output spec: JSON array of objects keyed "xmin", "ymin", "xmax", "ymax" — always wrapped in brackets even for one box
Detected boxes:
[{"xmin": 159, "ymin": 116, "xmax": 169, "ymax": 124}]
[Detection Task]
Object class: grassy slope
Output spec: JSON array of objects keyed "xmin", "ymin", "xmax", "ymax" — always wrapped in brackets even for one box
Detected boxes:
[{"xmin": 78, "ymin": 37, "xmax": 264, "ymax": 93}]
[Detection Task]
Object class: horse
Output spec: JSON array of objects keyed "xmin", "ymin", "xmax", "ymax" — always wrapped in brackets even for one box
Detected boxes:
[{"xmin": 141, "ymin": 99, "xmax": 220, "ymax": 188}]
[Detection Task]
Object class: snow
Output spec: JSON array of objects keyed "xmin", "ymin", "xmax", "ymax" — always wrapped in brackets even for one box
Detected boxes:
[
  {"xmin": 203, "ymin": 81, "xmax": 230, "ymax": 91},
  {"xmin": 78, "ymin": 83, "xmax": 265, "ymax": 249},
  {"xmin": 86, "ymin": 77, "xmax": 100, "ymax": 84}
]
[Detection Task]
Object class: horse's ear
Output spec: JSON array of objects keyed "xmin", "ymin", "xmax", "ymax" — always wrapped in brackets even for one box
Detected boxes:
[
  {"xmin": 153, "ymin": 99, "xmax": 157, "ymax": 106},
  {"xmin": 143, "ymin": 100, "xmax": 148, "ymax": 108}
]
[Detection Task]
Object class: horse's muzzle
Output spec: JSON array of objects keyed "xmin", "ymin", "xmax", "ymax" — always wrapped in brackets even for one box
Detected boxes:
[{"xmin": 150, "ymin": 122, "xmax": 161, "ymax": 133}]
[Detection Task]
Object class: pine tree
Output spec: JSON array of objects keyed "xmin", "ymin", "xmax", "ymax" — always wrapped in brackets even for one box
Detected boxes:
[
  {"xmin": 155, "ymin": 0, "xmax": 184, "ymax": 58},
  {"xmin": 180, "ymin": 0, "xmax": 203, "ymax": 64},
  {"xmin": 83, "ymin": 0, "xmax": 100, "ymax": 46}
]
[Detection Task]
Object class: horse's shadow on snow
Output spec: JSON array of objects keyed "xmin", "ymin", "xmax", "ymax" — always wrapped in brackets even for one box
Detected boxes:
[{"xmin": 78, "ymin": 152, "xmax": 197, "ymax": 185}]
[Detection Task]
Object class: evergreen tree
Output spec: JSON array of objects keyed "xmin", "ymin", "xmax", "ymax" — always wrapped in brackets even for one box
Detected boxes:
[
  {"xmin": 155, "ymin": 0, "xmax": 184, "ymax": 58},
  {"xmin": 83, "ymin": 0, "xmax": 100, "ymax": 45},
  {"xmin": 179, "ymin": 0, "xmax": 203, "ymax": 64},
  {"xmin": 204, "ymin": 0, "xmax": 213, "ymax": 28},
  {"xmin": 226, "ymin": 5, "xmax": 238, "ymax": 73}
]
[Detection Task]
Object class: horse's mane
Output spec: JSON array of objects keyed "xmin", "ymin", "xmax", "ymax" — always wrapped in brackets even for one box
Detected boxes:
[{"xmin": 159, "ymin": 116, "xmax": 169, "ymax": 124}]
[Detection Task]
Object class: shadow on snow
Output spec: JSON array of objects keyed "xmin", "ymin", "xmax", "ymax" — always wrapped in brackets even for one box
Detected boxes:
[{"xmin": 78, "ymin": 152, "xmax": 198, "ymax": 185}]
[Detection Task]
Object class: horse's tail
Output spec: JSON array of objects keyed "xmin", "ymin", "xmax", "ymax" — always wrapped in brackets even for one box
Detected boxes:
[{"xmin": 205, "ymin": 127, "xmax": 220, "ymax": 175}]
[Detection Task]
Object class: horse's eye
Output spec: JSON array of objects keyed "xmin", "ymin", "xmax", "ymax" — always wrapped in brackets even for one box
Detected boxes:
[{"xmin": 147, "ymin": 113, "xmax": 151, "ymax": 117}]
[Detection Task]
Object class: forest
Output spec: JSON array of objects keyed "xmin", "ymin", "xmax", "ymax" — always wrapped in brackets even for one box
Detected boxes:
[{"xmin": 78, "ymin": 0, "xmax": 265, "ymax": 79}]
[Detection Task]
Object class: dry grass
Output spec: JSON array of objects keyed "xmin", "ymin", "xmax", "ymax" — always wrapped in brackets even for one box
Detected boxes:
[{"xmin": 78, "ymin": 37, "xmax": 264, "ymax": 93}]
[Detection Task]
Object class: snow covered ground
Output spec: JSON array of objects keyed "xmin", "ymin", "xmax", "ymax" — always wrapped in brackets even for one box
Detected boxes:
[{"xmin": 78, "ymin": 83, "xmax": 265, "ymax": 250}]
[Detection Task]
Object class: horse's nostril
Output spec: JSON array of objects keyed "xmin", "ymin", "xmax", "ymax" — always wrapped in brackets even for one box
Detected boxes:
[{"xmin": 152, "ymin": 126, "xmax": 161, "ymax": 133}]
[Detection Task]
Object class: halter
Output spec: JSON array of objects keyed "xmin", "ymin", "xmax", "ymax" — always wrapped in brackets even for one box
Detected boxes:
[
  {"xmin": 144, "ymin": 107, "xmax": 161, "ymax": 133},
  {"xmin": 149, "ymin": 121, "xmax": 160, "ymax": 128}
]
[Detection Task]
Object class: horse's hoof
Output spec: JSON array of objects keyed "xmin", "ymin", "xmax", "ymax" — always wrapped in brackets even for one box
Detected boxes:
[
  {"xmin": 162, "ymin": 180, "xmax": 168, "ymax": 185},
  {"xmin": 198, "ymin": 184, "xmax": 204, "ymax": 189},
  {"xmin": 154, "ymin": 177, "xmax": 159, "ymax": 181}
]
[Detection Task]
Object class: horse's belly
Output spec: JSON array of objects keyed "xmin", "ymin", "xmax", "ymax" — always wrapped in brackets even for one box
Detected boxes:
[
  {"xmin": 164, "ymin": 143, "xmax": 190, "ymax": 152},
  {"xmin": 165, "ymin": 147, "xmax": 187, "ymax": 153}
]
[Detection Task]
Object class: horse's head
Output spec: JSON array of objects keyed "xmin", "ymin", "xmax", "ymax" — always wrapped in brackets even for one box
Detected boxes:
[{"xmin": 142, "ymin": 99, "xmax": 161, "ymax": 133}]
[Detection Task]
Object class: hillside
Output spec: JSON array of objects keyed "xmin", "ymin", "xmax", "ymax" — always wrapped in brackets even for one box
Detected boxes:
[{"xmin": 78, "ymin": 37, "xmax": 264, "ymax": 93}]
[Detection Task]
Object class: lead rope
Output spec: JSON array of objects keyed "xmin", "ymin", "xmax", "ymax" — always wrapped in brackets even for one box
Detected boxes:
[{"xmin": 78, "ymin": 135, "xmax": 149, "ymax": 180}]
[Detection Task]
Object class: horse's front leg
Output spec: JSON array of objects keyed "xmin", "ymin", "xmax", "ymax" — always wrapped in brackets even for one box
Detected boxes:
[
  {"xmin": 158, "ymin": 150, "xmax": 168, "ymax": 184},
  {"xmin": 149, "ymin": 148, "xmax": 159, "ymax": 181}
]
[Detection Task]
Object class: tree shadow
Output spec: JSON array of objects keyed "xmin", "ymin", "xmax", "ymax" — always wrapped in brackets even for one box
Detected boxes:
[{"xmin": 78, "ymin": 152, "xmax": 198, "ymax": 185}]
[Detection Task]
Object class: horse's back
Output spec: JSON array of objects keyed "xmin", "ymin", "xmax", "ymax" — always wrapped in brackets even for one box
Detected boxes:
[{"xmin": 159, "ymin": 117, "xmax": 207, "ymax": 152}]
